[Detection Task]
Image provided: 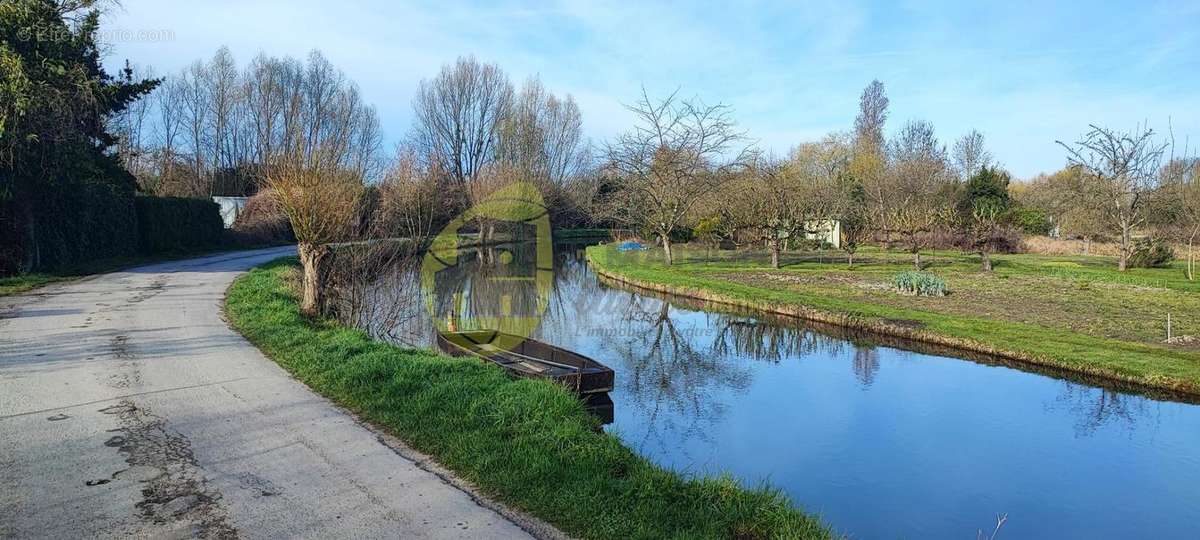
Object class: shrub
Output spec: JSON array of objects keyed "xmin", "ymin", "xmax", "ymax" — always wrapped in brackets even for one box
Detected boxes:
[
  {"xmin": 957, "ymin": 225, "xmax": 1026, "ymax": 254},
  {"xmin": 918, "ymin": 229, "xmax": 967, "ymax": 250},
  {"xmin": 1008, "ymin": 206, "xmax": 1054, "ymax": 236},
  {"xmin": 229, "ymin": 189, "xmax": 294, "ymax": 246},
  {"xmin": 1128, "ymin": 238, "xmax": 1175, "ymax": 268},
  {"xmin": 692, "ymin": 216, "xmax": 723, "ymax": 247},
  {"xmin": 134, "ymin": 196, "xmax": 224, "ymax": 254},
  {"xmin": 893, "ymin": 271, "xmax": 949, "ymax": 297}
]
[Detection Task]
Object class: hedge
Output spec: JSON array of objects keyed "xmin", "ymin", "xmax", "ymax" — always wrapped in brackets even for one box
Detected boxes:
[
  {"xmin": 14, "ymin": 178, "xmax": 140, "ymax": 272},
  {"xmin": 134, "ymin": 196, "xmax": 225, "ymax": 254}
]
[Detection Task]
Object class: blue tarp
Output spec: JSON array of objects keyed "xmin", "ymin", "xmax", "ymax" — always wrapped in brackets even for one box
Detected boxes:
[{"xmin": 616, "ymin": 241, "xmax": 646, "ymax": 252}]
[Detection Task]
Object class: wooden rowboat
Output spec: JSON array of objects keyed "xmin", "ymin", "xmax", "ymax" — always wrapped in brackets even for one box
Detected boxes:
[{"xmin": 436, "ymin": 330, "xmax": 615, "ymax": 395}]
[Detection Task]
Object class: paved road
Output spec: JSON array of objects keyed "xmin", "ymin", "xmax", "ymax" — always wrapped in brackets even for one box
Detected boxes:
[{"xmin": 0, "ymin": 248, "xmax": 536, "ymax": 539}]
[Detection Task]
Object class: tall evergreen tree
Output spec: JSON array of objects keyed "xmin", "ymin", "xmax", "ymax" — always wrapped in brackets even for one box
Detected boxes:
[{"xmin": 0, "ymin": 0, "xmax": 158, "ymax": 272}]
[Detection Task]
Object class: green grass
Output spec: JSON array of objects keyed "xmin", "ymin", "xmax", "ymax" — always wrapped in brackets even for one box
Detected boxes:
[
  {"xmin": 224, "ymin": 259, "xmax": 832, "ymax": 540},
  {"xmin": 553, "ymin": 228, "xmax": 624, "ymax": 240},
  {"xmin": 0, "ymin": 273, "xmax": 69, "ymax": 296},
  {"xmin": 587, "ymin": 244, "xmax": 1200, "ymax": 396}
]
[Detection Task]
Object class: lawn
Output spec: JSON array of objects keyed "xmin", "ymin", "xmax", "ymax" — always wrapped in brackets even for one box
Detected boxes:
[
  {"xmin": 587, "ymin": 244, "xmax": 1200, "ymax": 397},
  {"xmin": 224, "ymin": 259, "xmax": 833, "ymax": 540}
]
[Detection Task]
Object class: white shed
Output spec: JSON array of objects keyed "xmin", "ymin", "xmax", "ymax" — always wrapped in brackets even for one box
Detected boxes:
[{"xmin": 211, "ymin": 196, "xmax": 248, "ymax": 229}]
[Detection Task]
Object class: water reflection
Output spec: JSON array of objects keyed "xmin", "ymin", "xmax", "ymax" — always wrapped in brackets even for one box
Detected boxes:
[
  {"xmin": 852, "ymin": 347, "xmax": 881, "ymax": 388},
  {"xmin": 608, "ymin": 298, "xmax": 752, "ymax": 454},
  {"xmin": 367, "ymin": 241, "xmax": 1200, "ymax": 539},
  {"xmin": 1048, "ymin": 382, "xmax": 1157, "ymax": 438}
]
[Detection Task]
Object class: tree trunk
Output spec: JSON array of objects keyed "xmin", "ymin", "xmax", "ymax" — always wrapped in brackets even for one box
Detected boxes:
[
  {"xmin": 980, "ymin": 250, "xmax": 992, "ymax": 272},
  {"xmin": 1118, "ymin": 228, "xmax": 1131, "ymax": 272},
  {"xmin": 661, "ymin": 233, "xmax": 673, "ymax": 265},
  {"xmin": 770, "ymin": 238, "xmax": 781, "ymax": 269},
  {"xmin": 913, "ymin": 250, "xmax": 922, "ymax": 270},
  {"xmin": 1083, "ymin": 236, "xmax": 1091, "ymax": 255},
  {"xmin": 298, "ymin": 242, "xmax": 332, "ymax": 317},
  {"xmin": 1188, "ymin": 239, "xmax": 1195, "ymax": 281},
  {"xmin": 847, "ymin": 250, "xmax": 855, "ymax": 268},
  {"xmin": 20, "ymin": 197, "xmax": 39, "ymax": 273}
]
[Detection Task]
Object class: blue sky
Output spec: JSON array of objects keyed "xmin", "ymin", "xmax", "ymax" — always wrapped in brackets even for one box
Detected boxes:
[{"xmin": 101, "ymin": 0, "xmax": 1200, "ymax": 178}]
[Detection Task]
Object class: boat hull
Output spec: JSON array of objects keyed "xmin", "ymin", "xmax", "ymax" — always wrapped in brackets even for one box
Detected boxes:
[{"xmin": 437, "ymin": 330, "xmax": 615, "ymax": 394}]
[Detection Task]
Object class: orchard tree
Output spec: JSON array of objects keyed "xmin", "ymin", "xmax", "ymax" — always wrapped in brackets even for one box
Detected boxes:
[
  {"xmin": 603, "ymin": 89, "xmax": 750, "ymax": 265},
  {"xmin": 882, "ymin": 120, "xmax": 952, "ymax": 269},
  {"xmin": 732, "ymin": 156, "xmax": 801, "ymax": 269},
  {"xmin": 1058, "ymin": 125, "xmax": 1167, "ymax": 271}
]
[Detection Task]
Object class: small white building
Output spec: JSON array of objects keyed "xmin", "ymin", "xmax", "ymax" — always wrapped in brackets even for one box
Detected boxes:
[
  {"xmin": 801, "ymin": 219, "xmax": 842, "ymax": 249},
  {"xmin": 212, "ymin": 196, "xmax": 248, "ymax": 229}
]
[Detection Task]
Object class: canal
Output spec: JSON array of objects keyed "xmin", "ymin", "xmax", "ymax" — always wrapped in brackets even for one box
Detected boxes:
[{"xmin": 382, "ymin": 240, "xmax": 1200, "ymax": 539}]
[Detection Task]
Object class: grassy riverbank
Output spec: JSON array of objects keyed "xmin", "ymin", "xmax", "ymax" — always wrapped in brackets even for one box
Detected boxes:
[
  {"xmin": 587, "ymin": 244, "xmax": 1200, "ymax": 397},
  {"xmin": 225, "ymin": 259, "xmax": 832, "ymax": 540}
]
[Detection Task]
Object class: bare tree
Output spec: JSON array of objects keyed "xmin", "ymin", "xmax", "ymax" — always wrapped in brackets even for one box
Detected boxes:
[
  {"xmin": 244, "ymin": 53, "xmax": 286, "ymax": 164},
  {"xmin": 496, "ymin": 78, "xmax": 588, "ymax": 183},
  {"xmin": 178, "ymin": 60, "xmax": 211, "ymax": 194},
  {"xmin": 1058, "ymin": 125, "xmax": 1168, "ymax": 271},
  {"xmin": 374, "ymin": 147, "xmax": 451, "ymax": 246},
  {"xmin": 882, "ymin": 120, "xmax": 952, "ymax": 269},
  {"xmin": 465, "ymin": 160, "xmax": 524, "ymax": 246},
  {"xmin": 136, "ymin": 48, "xmax": 382, "ymax": 198},
  {"xmin": 410, "ymin": 56, "xmax": 513, "ymax": 187},
  {"xmin": 150, "ymin": 75, "xmax": 185, "ymax": 194},
  {"xmin": 952, "ymin": 129, "xmax": 992, "ymax": 181},
  {"xmin": 496, "ymin": 77, "xmax": 592, "ymax": 224},
  {"xmin": 205, "ymin": 46, "xmax": 240, "ymax": 174},
  {"xmin": 603, "ymin": 89, "xmax": 751, "ymax": 265},
  {"xmin": 265, "ymin": 142, "xmax": 365, "ymax": 317}
]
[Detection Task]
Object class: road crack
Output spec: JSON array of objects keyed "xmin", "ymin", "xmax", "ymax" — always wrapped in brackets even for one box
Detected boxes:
[{"xmin": 98, "ymin": 400, "xmax": 237, "ymax": 539}]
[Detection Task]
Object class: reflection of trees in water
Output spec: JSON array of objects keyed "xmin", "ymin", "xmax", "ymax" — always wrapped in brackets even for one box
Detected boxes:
[
  {"xmin": 852, "ymin": 346, "xmax": 880, "ymax": 387},
  {"xmin": 708, "ymin": 314, "xmax": 882, "ymax": 389},
  {"xmin": 1047, "ymin": 382, "xmax": 1157, "ymax": 437},
  {"xmin": 611, "ymin": 297, "xmax": 753, "ymax": 458},
  {"xmin": 424, "ymin": 243, "xmax": 547, "ymax": 337},
  {"xmin": 538, "ymin": 247, "xmax": 611, "ymax": 338},
  {"xmin": 711, "ymin": 316, "xmax": 837, "ymax": 361}
]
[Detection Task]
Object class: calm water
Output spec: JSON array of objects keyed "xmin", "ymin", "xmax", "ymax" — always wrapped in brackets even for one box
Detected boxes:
[{"xmin": 389, "ymin": 241, "xmax": 1200, "ymax": 539}]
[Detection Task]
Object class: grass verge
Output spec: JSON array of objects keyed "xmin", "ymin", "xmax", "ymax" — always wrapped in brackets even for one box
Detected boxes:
[
  {"xmin": 587, "ymin": 244, "xmax": 1200, "ymax": 397},
  {"xmin": 224, "ymin": 258, "xmax": 832, "ymax": 540}
]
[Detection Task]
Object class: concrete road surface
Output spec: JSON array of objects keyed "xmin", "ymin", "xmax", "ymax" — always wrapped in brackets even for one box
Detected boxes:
[{"xmin": 0, "ymin": 247, "xmax": 539, "ymax": 539}]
